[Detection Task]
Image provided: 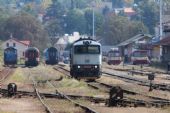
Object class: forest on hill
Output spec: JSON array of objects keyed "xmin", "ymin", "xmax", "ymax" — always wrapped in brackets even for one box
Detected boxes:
[{"xmin": 0, "ymin": 0, "xmax": 169, "ymax": 50}]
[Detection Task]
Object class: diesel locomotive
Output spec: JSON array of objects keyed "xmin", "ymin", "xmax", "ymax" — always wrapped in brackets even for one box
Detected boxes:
[{"xmin": 70, "ymin": 38, "xmax": 102, "ymax": 80}]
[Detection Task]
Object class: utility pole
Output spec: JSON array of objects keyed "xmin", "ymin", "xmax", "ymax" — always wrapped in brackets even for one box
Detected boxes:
[
  {"xmin": 92, "ymin": 2, "xmax": 95, "ymax": 39},
  {"xmin": 71, "ymin": 0, "xmax": 74, "ymax": 9},
  {"xmin": 159, "ymin": 0, "xmax": 163, "ymax": 60},
  {"xmin": 92, "ymin": 7, "xmax": 95, "ymax": 39}
]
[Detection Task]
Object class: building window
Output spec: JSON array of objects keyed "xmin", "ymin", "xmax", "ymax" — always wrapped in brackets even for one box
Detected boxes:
[
  {"xmin": 6, "ymin": 43, "xmax": 9, "ymax": 47},
  {"xmin": 13, "ymin": 43, "xmax": 16, "ymax": 47},
  {"xmin": 23, "ymin": 52, "xmax": 25, "ymax": 56},
  {"xmin": 165, "ymin": 47, "xmax": 168, "ymax": 54}
]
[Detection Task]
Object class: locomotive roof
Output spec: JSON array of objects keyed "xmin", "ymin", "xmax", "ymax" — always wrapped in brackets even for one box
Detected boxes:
[
  {"xmin": 72, "ymin": 38, "xmax": 101, "ymax": 46},
  {"xmin": 43, "ymin": 47, "xmax": 57, "ymax": 53},
  {"xmin": 132, "ymin": 50, "xmax": 148, "ymax": 52},
  {"xmin": 4, "ymin": 46, "xmax": 17, "ymax": 50},
  {"xmin": 26, "ymin": 47, "xmax": 39, "ymax": 52},
  {"xmin": 48, "ymin": 47, "xmax": 57, "ymax": 50}
]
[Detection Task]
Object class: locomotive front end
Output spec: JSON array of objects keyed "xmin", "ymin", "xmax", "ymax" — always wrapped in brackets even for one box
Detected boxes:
[{"xmin": 70, "ymin": 38, "xmax": 102, "ymax": 80}]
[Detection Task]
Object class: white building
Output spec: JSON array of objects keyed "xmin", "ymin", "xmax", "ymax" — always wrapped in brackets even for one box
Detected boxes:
[
  {"xmin": 54, "ymin": 32, "xmax": 80, "ymax": 57},
  {"xmin": 1, "ymin": 38, "xmax": 30, "ymax": 60}
]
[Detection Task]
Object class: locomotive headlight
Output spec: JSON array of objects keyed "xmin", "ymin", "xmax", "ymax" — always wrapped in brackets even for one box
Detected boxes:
[
  {"xmin": 77, "ymin": 65, "xmax": 80, "ymax": 68},
  {"xmin": 95, "ymin": 65, "xmax": 98, "ymax": 68}
]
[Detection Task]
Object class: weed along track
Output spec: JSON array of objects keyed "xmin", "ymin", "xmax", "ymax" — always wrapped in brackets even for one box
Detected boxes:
[
  {"xmin": 53, "ymin": 65, "xmax": 170, "ymax": 108},
  {"xmin": 0, "ymin": 67, "xmax": 14, "ymax": 83},
  {"xmin": 28, "ymin": 67, "xmax": 99, "ymax": 113},
  {"xmin": 1, "ymin": 65, "xmax": 170, "ymax": 113},
  {"xmin": 102, "ymin": 66, "xmax": 170, "ymax": 92}
]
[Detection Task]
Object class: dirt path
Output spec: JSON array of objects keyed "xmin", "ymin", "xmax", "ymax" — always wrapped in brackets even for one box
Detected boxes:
[{"xmin": 0, "ymin": 97, "xmax": 46, "ymax": 113}]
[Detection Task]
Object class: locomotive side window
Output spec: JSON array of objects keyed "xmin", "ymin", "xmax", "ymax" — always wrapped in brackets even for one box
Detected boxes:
[
  {"xmin": 74, "ymin": 45, "xmax": 100, "ymax": 54},
  {"xmin": 133, "ymin": 51, "xmax": 147, "ymax": 57}
]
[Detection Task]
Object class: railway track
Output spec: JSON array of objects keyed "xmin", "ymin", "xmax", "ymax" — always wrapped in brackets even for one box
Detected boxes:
[
  {"xmin": 47, "ymin": 80, "xmax": 99, "ymax": 113},
  {"xmin": 0, "ymin": 67, "xmax": 14, "ymax": 82},
  {"xmin": 102, "ymin": 69, "xmax": 170, "ymax": 91},
  {"xmin": 105, "ymin": 65, "xmax": 168, "ymax": 74},
  {"xmin": 28, "ymin": 68, "xmax": 99, "ymax": 113},
  {"xmin": 29, "ymin": 72, "xmax": 54, "ymax": 113},
  {"xmin": 53, "ymin": 65, "xmax": 170, "ymax": 108},
  {"xmin": 0, "ymin": 67, "xmax": 14, "ymax": 89}
]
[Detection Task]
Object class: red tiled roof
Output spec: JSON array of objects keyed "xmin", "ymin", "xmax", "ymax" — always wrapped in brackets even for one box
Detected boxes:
[
  {"xmin": 158, "ymin": 35, "xmax": 170, "ymax": 45},
  {"xmin": 8, "ymin": 38, "xmax": 30, "ymax": 46},
  {"xmin": 124, "ymin": 8, "xmax": 135, "ymax": 15},
  {"xmin": 20, "ymin": 40, "xmax": 30, "ymax": 46}
]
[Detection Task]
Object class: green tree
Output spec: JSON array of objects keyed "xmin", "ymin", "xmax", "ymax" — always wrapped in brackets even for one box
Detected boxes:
[
  {"xmin": 4, "ymin": 12, "xmax": 49, "ymax": 51},
  {"xmin": 112, "ymin": 0, "xmax": 124, "ymax": 8},
  {"xmin": 0, "ymin": 8, "xmax": 10, "ymax": 40},
  {"xmin": 44, "ymin": 19, "xmax": 63, "ymax": 36},
  {"xmin": 101, "ymin": 14, "xmax": 148, "ymax": 45},
  {"xmin": 65, "ymin": 9, "xmax": 86, "ymax": 34},
  {"xmin": 141, "ymin": 1, "xmax": 159, "ymax": 34},
  {"xmin": 133, "ymin": 0, "xmax": 159, "ymax": 34},
  {"xmin": 84, "ymin": 8, "xmax": 104, "ymax": 36},
  {"xmin": 45, "ymin": 0, "xmax": 66, "ymax": 20}
]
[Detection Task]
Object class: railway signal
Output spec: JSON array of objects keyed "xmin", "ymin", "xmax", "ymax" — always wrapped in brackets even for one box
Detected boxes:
[{"xmin": 148, "ymin": 73, "xmax": 155, "ymax": 91}]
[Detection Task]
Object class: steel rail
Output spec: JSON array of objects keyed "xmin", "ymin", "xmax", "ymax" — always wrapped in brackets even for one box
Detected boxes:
[
  {"xmin": 29, "ymin": 71, "xmax": 54, "ymax": 113},
  {"xmin": 54, "ymin": 66, "xmax": 170, "ymax": 107},
  {"xmin": 0, "ymin": 67, "xmax": 13, "ymax": 82},
  {"xmin": 46, "ymin": 80, "xmax": 99, "ymax": 113}
]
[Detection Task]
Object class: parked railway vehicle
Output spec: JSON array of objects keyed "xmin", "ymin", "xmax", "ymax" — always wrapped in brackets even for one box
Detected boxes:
[
  {"xmin": 70, "ymin": 38, "xmax": 102, "ymax": 80},
  {"xmin": 4, "ymin": 47, "xmax": 17, "ymax": 65},
  {"xmin": 44, "ymin": 47, "xmax": 58, "ymax": 65},
  {"xmin": 62, "ymin": 51, "xmax": 70, "ymax": 64},
  {"xmin": 131, "ymin": 50, "xmax": 150, "ymax": 65},
  {"xmin": 25, "ymin": 47, "xmax": 39, "ymax": 66},
  {"xmin": 107, "ymin": 48, "xmax": 122, "ymax": 65}
]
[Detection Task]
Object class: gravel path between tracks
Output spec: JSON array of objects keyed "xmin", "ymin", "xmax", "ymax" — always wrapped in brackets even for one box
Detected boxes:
[
  {"xmin": 103, "ymin": 64, "xmax": 170, "ymax": 84},
  {"xmin": 0, "ymin": 98, "xmax": 46, "ymax": 113},
  {"xmin": 74, "ymin": 98, "xmax": 170, "ymax": 113},
  {"xmin": 56, "ymin": 65, "xmax": 170, "ymax": 113},
  {"xmin": 3, "ymin": 67, "xmax": 34, "ymax": 92},
  {"xmin": 1, "ymin": 64, "xmax": 170, "ymax": 113}
]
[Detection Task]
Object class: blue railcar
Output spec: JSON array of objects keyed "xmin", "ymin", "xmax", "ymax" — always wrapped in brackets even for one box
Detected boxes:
[
  {"xmin": 4, "ymin": 47, "xmax": 17, "ymax": 65},
  {"xmin": 43, "ymin": 47, "xmax": 58, "ymax": 65}
]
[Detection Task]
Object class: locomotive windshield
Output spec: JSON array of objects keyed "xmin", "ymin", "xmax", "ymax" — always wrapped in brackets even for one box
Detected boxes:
[
  {"xmin": 108, "ymin": 51, "xmax": 120, "ymax": 57},
  {"xmin": 74, "ymin": 45, "xmax": 100, "ymax": 54},
  {"xmin": 132, "ymin": 51, "xmax": 147, "ymax": 57}
]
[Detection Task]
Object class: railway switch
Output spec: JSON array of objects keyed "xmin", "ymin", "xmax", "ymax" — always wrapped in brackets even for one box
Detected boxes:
[
  {"xmin": 107, "ymin": 86, "xmax": 123, "ymax": 107},
  {"xmin": 8, "ymin": 83, "xmax": 17, "ymax": 97}
]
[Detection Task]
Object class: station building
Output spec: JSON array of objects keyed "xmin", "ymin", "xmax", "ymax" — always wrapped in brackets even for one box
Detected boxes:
[{"xmin": 1, "ymin": 38, "xmax": 30, "ymax": 60}]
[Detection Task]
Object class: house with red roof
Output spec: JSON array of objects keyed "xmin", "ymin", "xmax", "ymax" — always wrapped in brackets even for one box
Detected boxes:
[
  {"xmin": 158, "ymin": 35, "xmax": 170, "ymax": 62},
  {"xmin": 124, "ymin": 7, "xmax": 135, "ymax": 16},
  {"xmin": 1, "ymin": 38, "xmax": 30, "ymax": 60}
]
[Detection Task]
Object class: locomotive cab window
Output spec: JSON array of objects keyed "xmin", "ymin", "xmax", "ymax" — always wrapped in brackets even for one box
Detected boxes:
[
  {"xmin": 132, "ymin": 51, "xmax": 147, "ymax": 57},
  {"xmin": 108, "ymin": 51, "xmax": 120, "ymax": 57},
  {"xmin": 74, "ymin": 45, "xmax": 100, "ymax": 54}
]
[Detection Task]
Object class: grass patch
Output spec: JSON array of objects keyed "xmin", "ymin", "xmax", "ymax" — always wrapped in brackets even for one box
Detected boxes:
[
  {"xmin": 150, "ymin": 61, "xmax": 167, "ymax": 71},
  {"xmin": 59, "ymin": 78, "xmax": 87, "ymax": 88},
  {"xmin": 9, "ymin": 68, "xmax": 26, "ymax": 83},
  {"xmin": 56, "ymin": 78, "xmax": 104, "ymax": 96}
]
